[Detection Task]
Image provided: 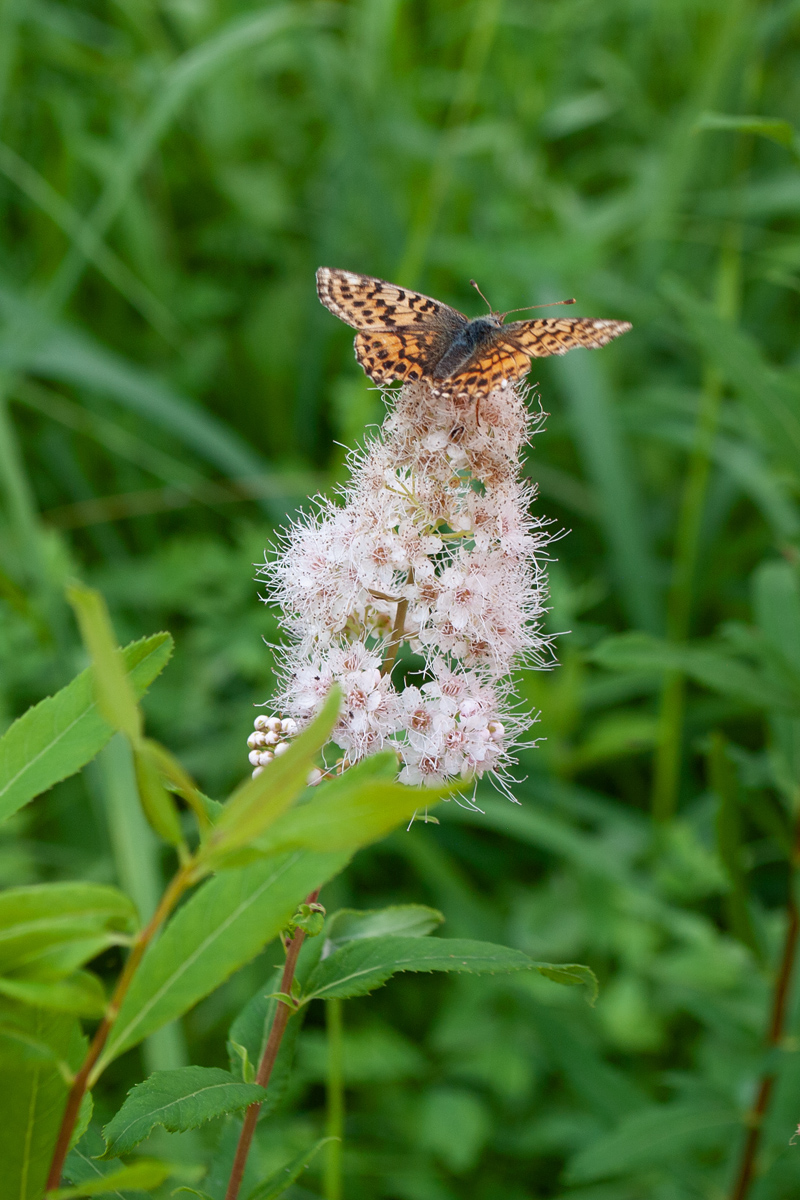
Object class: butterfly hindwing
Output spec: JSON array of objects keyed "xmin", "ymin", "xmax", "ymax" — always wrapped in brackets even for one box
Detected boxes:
[
  {"xmin": 440, "ymin": 343, "xmax": 533, "ymax": 398},
  {"xmin": 317, "ymin": 267, "xmax": 465, "ymax": 333},
  {"xmin": 354, "ymin": 330, "xmax": 448, "ymax": 386}
]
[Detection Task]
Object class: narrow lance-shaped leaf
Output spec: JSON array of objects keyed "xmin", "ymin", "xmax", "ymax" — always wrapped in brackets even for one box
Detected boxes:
[
  {"xmin": 253, "ymin": 753, "xmax": 456, "ymax": 857},
  {"xmin": 94, "ymin": 849, "xmax": 350, "ymax": 1074},
  {"xmin": 0, "ymin": 972, "xmax": 106, "ymax": 1017},
  {"xmin": 66, "ymin": 583, "xmax": 142, "ymax": 742},
  {"xmin": 0, "ymin": 882, "xmax": 137, "ymax": 979},
  {"xmin": 0, "ymin": 1004, "xmax": 86, "ymax": 1200},
  {"xmin": 199, "ymin": 687, "xmax": 342, "ymax": 867},
  {"xmin": 301, "ymin": 935, "xmax": 598, "ymax": 1004},
  {"xmin": 47, "ymin": 1159, "xmax": 203, "ymax": 1198},
  {"xmin": 245, "ymin": 1137, "xmax": 337, "ymax": 1200},
  {"xmin": 227, "ymin": 966, "xmax": 307, "ymax": 1104},
  {"xmin": 102, "ymin": 1066, "xmax": 269, "ymax": 1158},
  {"xmin": 0, "ymin": 632, "xmax": 172, "ymax": 823}
]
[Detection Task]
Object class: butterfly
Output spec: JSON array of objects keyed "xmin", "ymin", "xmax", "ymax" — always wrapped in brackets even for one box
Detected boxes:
[{"xmin": 316, "ymin": 267, "xmax": 631, "ymax": 398}]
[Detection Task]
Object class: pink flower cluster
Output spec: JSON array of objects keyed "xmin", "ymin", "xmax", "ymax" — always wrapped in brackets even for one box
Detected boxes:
[{"xmin": 253, "ymin": 380, "xmax": 556, "ymax": 791}]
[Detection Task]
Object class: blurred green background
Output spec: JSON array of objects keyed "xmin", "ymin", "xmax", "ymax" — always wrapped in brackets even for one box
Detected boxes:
[{"xmin": 4, "ymin": 0, "xmax": 800, "ymax": 1196}]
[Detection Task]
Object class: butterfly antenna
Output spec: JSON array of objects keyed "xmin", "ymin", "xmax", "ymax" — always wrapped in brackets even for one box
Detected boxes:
[
  {"xmin": 470, "ymin": 279, "xmax": 495, "ymax": 313},
  {"xmin": 499, "ymin": 297, "xmax": 577, "ymax": 321}
]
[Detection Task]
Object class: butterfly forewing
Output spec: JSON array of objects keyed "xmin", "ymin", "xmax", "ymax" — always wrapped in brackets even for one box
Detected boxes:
[
  {"xmin": 317, "ymin": 267, "xmax": 465, "ymax": 332},
  {"xmin": 502, "ymin": 317, "xmax": 632, "ymax": 357}
]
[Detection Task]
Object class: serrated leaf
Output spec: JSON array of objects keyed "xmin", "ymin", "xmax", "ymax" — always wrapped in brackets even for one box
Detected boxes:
[
  {"xmin": 102, "ymin": 1066, "xmax": 267, "ymax": 1157},
  {"xmin": 0, "ymin": 882, "xmax": 137, "ymax": 978},
  {"xmin": 245, "ymin": 1137, "xmax": 336, "ymax": 1200},
  {"xmin": 301, "ymin": 936, "xmax": 594, "ymax": 1003},
  {"xmin": 94, "ymin": 850, "xmax": 349, "ymax": 1073},
  {"xmin": 536, "ymin": 963, "xmax": 599, "ymax": 1003},
  {"xmin": 0, "ymin": 633, "xmax": 172, "ymax": 823},
  {"xmin": 66, "ymin": 583, "xmax": 142, "ymax": 742}
]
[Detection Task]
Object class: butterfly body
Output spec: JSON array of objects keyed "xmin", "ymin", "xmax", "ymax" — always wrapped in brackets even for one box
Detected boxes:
[{"xmin": 316, "ymin": 267, "xmax": 631, "ymax": 398}]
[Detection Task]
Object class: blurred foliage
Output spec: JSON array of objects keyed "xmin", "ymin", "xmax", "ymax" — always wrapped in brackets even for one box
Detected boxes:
[{"xmin": 2, "ymin": 0, "xmax": 800, "ymax": 1196}]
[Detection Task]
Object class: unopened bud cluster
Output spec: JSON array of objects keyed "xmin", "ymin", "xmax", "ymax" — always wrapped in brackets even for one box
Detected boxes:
[
  {"xmin": 247, "ymin": 714, "xmax": 298, "ymax": 776},
  {"xmin": 252, "ymin": 379, "xmax": 556, "ymax": 791}
]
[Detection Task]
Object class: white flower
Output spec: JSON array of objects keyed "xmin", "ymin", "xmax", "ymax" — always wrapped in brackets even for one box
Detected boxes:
[{"xmin": 255, "ymin": 378, "xmax": 555, "ymax": 790}]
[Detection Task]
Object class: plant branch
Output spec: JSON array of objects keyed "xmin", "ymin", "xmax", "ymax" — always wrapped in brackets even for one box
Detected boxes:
[
  {"xmin": 224, "ymin": 889, "xmax": 320, "ymax": 1200},
  {"xmin": 45, "ymin": 862, "xmax": 194, "ymax": 1187},
  {"xmin": 380, "ymin": 570, "xmax": 412, "ymax": 678},
  {"xmin": 729, "ymin": 813, "xmax": 800, "ymax": 1200}
]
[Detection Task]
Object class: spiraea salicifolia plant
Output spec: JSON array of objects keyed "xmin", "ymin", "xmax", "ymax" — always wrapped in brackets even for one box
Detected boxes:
[{"xmin": 250, "ymin": 377, "xmax": 555, "ymax": 793}]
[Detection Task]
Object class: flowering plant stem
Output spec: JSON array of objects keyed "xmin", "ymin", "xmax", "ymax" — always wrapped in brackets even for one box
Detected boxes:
[
  {"xmin": 45, "ymin": 861, "xmax": 195, "ymax": 1187},
  {"xmin": 224, "ymin": 889, "xmax": 320, "ymax": 1200},
  {"xmin": 324, "ymin": 998, "xmax": 344, "ymax": 1200},
  {"xmin": 729, "ymin": 813, "xmax": 800, "ymax": 1200}
]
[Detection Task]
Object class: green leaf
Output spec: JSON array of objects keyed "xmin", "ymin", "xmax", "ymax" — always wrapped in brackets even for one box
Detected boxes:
[
  {"xmin": 255, "ymin": 755, "xmax": 453, "ymax": 857},
  {"xmin": 66, "ymin": 583, "xmax": 142, "ymax": 742},
  {"xmin": 227, "ymin": 967, "xmax": 307, "ymax": 1105},
  {"xmin": 663, "ymin": 276, "xmax": 800, "ymax": 480},
  {"xmin": 551, "ymin": 343, "xmax": 660, "ymax": 633},
  {"xmin": 301, "ymin": 935, "xmax": 595, "ymax": 1003},
  {"xmin": 695, "ymin": 110, "xmax": 798, "ymax": 149},
  {"xmin": 245, "ymin": 1137, "xmax": 336, "ymax": 1200},
  {"xmin": 133, "ymin": 742, "xmax": 184, "ymax": 849},
  {"xmin": 200, "ymin": 688, "xmax": 342, "ymax": 868},
  {"xmin": 0, "ymin": 882, "xmax": 137, "ymax": 978},
  {"xmin": 324, "ymin": 904, "xmax": 444, "ymax": 951},
  {"xmin": 709, "ymin": 733, "xmax": 763, "ymax": 959},
  {"xmin": 0, "ymin": 632, "xmax": 172, "ymax": 823},
  {"xmin": 753, "ymin": 560, "xmax": 800, "ymax": 682},
  {"xmin": 0, "ymin": 970, "xmax": 106, "ymax": 1016},
  {"xmin": 102, "ymin": 1066, "xmax": 267, "ymax": 1158},
  {"xmin": 591, "ymin": 632, "xmax": 800, "ymax": 712},
  {"xmin": 47, "ymin": 1159, "xmax": 203, "ymax": 1198},
  {"xmin": 565, "ymin": 1101, "xmax": 738, "ymax": 1182},
  {"xmin": 0, "ymin": 1001, "xmax": 85, "ymax": 1200},
  {"xmin": 94, "ymin": 850, "xmax": 350, "ymax": 1073}
]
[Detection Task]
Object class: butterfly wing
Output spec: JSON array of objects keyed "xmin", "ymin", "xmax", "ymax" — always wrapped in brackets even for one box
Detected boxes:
[
  {"xmin": 439, "ymin": 342, "xmax": 533, "ymax": 397},
  {"xmin": 354, "ymin": 330, "xmax": 448, "ymax": 387},
  {"xmin": 317, "ymin": 267, "xmax": 466, "ymax": 332},
  {"xmin": 502, "ymin": 316, "xmax": 632, "ymax": 357}
]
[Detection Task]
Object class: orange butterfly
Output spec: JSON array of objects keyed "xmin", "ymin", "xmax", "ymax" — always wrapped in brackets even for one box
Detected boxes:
[{"xmin": 317, "ymin": 267, "xmax": 631, "ymax": 398}]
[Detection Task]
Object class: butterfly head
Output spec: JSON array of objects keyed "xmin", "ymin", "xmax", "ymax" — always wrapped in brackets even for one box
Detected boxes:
[{"xmin": 469, "ymin": 278, "xmax": 577, "ymax": 324}]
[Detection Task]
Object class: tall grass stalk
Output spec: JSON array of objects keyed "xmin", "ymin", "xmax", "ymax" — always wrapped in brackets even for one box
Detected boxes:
[{"xmin": 325, "ymin": 998, "xmax": 345, "ymax": 1200}]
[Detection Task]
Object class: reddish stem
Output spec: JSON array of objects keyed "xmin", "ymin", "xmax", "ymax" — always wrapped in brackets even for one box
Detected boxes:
[
  {"xmin": 729, "ymin": 817, "xmax": 800, "ymax": 1200},
  {"xmin": 46, "ymin": 866, "xmax": 192, "ymax": 1188},
  {"xmin": 224, "ymin": 890, "xmax": 320, "ymax": 1200}
]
